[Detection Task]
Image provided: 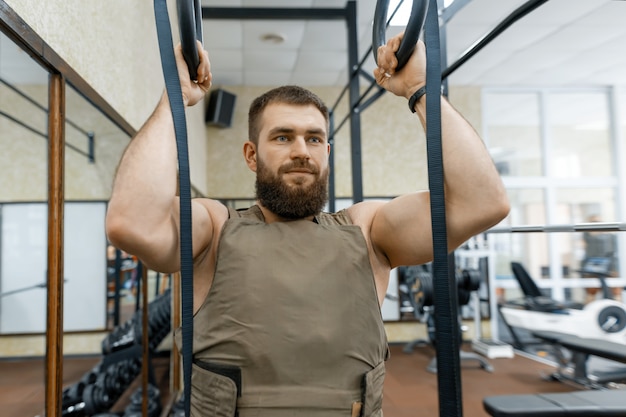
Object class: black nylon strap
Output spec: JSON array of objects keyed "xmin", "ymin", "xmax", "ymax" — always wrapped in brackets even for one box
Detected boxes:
[
  {"xmin": 153, "ymin": 1, "xmax": 195, "ymax": 416},
  {"xmin": 423, "ymin": 0, "xmax": 463, "ymax": 416}
]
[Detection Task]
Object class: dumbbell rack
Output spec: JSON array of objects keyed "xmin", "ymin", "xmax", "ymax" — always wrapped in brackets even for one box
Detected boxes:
[{"xmin": 61, "ymin": 290, "xmax": 172, "ymax": 416}]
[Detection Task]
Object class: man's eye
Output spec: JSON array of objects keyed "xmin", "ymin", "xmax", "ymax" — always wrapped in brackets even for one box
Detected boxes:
[
  {"xmin": 276, "ymin": 136, "xmax": 289, "ymax": 142},
  {"xmin": 309, "ymin": 137, "xmax": 322, "ymax": 143}
]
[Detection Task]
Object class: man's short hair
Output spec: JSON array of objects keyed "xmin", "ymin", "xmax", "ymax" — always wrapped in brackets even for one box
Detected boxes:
[{"xmin": 248, "ymin": 85, "xmax": 329, "ymax": 144}]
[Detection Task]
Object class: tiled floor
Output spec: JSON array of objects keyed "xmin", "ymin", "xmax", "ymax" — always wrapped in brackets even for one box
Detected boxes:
[
  {"xmin": 383, "ymin": 343, "xmax": 576, "ymax": 416},
  {"xmin": 0, "ymin": 343, "xmax": 577, "ymax": 417}
]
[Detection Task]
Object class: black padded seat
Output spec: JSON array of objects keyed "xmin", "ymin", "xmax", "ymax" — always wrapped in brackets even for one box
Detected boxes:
[
  {"xmin": 484, "ymin": 332, "xmax": 626, "ymax": 416},
  {"xmin": 509, "ymin": 262, "xmax": 585, "ymax": 311},
  {"xmin": 532, "ymin": 330, "xmax": 626, "ymax": 364}
]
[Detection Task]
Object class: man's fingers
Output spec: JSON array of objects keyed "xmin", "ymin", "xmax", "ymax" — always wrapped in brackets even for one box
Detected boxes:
[
  {"xmin": 377, "ymin": 43, "xmax": 399, "ymax": 76},
  {"xmin": 194, "ymin": 41, "xmax": 212, "ymax": 85}
]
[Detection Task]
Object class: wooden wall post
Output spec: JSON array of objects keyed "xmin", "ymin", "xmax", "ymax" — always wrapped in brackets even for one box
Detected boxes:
[{"xmin": 45, "ymin": 72, "xmax": 65, "ymax": 417}]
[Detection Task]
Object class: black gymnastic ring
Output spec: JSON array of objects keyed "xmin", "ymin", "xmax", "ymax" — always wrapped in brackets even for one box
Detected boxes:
[
  {"xmin": 177, "ymin": 0, "xmax": 203, "ymax": 81},
  {"xmin": 372, "ymin": 0, "xmax": 428, "ymax": 71}
]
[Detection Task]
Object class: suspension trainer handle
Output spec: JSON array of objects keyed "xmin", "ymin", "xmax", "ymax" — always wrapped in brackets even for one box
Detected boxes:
[
  {"xmin": 372, "ymin": 0, "xmax": 428, "ymax": 71},
  {"xmin": 177, "ymin": 0, "xmax": 203, "ymax": 81}
]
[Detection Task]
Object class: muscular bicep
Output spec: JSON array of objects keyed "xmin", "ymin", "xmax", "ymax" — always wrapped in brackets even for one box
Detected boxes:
[
  {"xmin": 108, "ymin": 197, "xmax": 221, "ymax": 274},
  {"xmin": 155, "ymin": 198, "xmax": 223, "ymax": 273},
  {"xmin": 371, "ymin": 192, "xmax": 490, "ymax": 268},
  {"xmin": 370, "ymin": 192, "xmax": 436, "ymax": 268}
]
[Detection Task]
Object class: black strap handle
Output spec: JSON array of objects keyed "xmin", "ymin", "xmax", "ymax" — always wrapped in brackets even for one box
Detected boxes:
[
  {"xmin": 177, "ymin": 0, "xmax": 203, "ymax": 81},
  {"xmin": 372, "ymin": 0, "xmax": 428, "ymax": 71},
  {"xmin": 372, "ymin": 1, "xmax": 463, "ymax": 416},
  {"xmin": 423, "ymin": 2, "xmax": 463, "ymax": 414},
  {"xmin": 155, "ymin": 1, "xmax": 197, "ymax": 415}
]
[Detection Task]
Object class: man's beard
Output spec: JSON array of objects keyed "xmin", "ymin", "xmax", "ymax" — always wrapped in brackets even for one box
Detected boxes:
[{"xmin": 255, "ymin": 158, "xmax": 329, "ymax": 219}]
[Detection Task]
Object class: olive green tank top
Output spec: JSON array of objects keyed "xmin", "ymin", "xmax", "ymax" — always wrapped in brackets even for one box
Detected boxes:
[{"xmin": 183, "ymin": 205, "xmax": 388, "ymax": 416}]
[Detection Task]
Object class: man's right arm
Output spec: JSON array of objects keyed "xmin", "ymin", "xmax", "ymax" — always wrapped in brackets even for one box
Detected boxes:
[{"xmin": 106, "ymin": 44, "xmax": 216, "ymax": 273}]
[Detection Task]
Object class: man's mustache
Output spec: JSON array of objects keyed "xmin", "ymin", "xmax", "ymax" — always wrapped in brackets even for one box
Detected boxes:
[{"xmin": 278, "ymin": 160, "xmax": 319, "ymax": 175}]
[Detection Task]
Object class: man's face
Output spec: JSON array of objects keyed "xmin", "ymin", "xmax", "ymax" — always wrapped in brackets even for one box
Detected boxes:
[{"xmin": 251, "ymin": 103, "xmax": 330, "ymax": 219}]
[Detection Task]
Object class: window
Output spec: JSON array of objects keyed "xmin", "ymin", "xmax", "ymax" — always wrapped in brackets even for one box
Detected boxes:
[
  {"xmin": 483, "ymin": 88, "xmax": 624, "ymax": 340},
  {"xmin": 547, "ymin": 92, "xmax": 612, "ymax": 178}
]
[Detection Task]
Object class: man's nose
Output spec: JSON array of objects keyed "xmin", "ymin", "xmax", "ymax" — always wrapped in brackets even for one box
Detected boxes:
[{"xmin": 290, "ymin": 137, "xmax": 310, "ymax": 159}]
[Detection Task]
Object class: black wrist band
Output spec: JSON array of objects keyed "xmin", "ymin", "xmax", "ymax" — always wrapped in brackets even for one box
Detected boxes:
[{"xmin": 408, "ymin": 86, "xmax": 426, "ymax": 113}]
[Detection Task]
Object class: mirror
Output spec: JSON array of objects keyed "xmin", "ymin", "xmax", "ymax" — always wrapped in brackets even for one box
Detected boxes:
[
  {"xmin": 0, "ymin": 30, "xmax": 51, "ymax": 337},
  {"xmin": 0, "ymin": 28, "xmax": 135, "ymax": 335}
]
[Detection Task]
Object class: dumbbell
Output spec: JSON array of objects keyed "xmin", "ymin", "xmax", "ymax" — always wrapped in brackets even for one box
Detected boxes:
[{"xmin": 123, "ymin": 384, "xmax": 162, "ymax": 417}]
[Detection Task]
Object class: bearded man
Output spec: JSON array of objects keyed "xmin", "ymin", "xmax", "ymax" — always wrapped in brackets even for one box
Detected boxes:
[{"xmin": 106, "ymin": 33, "xmax": 509, "ymax": 416}]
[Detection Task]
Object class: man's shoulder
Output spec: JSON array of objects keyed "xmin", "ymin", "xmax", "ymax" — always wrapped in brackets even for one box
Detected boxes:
[
  {"xmin": 194, "ymin": 198, "xmax": 230, "ymax": 226},
  {"xmin": 318, "ymin": 201, "xmax": 385, "ymax": 235},
  {"xmin": 345, "ymin": 200, "xmax": 388, "ymax": 225}
]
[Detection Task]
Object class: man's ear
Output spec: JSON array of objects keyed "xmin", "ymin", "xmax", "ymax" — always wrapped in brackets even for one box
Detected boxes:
[{"xmin": 243, "ymin": 141, "xmax": 257, "ymax": 172}]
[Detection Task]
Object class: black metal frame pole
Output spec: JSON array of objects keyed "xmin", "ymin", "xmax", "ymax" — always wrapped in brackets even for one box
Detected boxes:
[
  {"xmin": 113, "ymin": 249, "xmax": 122, "ymax": 327},
  {"xmin": 328, "ymin": 111, "xmax": 336, "ymax": 213},
  {"xmin": 442, "ymin": 0, "xmax": 549, "ymax": 80},
  {"xmin": 135, "ymin": 261, "xmax": 143, "ymax": 312},
  {"xmin": 202, "ymin": 6, "xmax": 347, "ymax": 20},
  {"xmin": 88, "ymin": 132, "xmax": 95, "ymax": 163},
  {"xmin": 345, "ymin": 1, "xmax": 363, "ymax": 203}
]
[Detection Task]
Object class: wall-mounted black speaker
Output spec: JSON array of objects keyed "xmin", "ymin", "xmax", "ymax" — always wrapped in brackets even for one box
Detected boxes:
[{"xmin": 205, "ymin": 88, "xmax": 236, "ymax": 128}]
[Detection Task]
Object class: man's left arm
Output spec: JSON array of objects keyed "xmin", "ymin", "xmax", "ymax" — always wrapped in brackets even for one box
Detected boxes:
[{"xmin": 370, "ymin": 96, "xmax": 510, "ymax": 269}]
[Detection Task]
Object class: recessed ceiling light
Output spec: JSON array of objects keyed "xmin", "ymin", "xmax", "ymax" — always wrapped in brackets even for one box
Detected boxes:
[{"xmin": 260, "ymin": 33, "xmax": 285, "ymax": 44}]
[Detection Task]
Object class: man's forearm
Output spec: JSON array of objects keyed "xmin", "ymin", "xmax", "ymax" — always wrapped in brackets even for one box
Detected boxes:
[{"xmin": 415, "ymin": 95, "xmax": 509, "ymax": 236}]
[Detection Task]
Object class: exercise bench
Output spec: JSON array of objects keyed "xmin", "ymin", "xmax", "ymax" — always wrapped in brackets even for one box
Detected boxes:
[
  {"xmin": 531, "ymin": 330, "xmax": 626, "ymax": 388},
  {"xmin": 483, "ymin": 331, "xmax": 626, "ymax": 416}
]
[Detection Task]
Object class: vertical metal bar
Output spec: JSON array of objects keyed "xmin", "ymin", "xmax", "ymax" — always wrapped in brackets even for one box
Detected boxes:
[
  {"xmin": 135, "ymin": 262, "xmax": 142, "ymax": 312},
  {"xmin": 328, "ymin": 111, "xmax": 336, "ymax": 213},
  {"xmin": 88, "ymin": 132, "xmax": 95, "ymax": 163},
  {"xmin": 540, "ymin": 90, "xmax": 563, "ymax": 299},
  {"xmin": 0, "ymin": 206, "xmax": 3, "ymax": 310},
  {"xmin": 609, "ymin": 87, "xmax": 625, "ymax": 282},
  {"xmin": 156, "ymin": 272, "xmax": 161, "ymax": 296},
  {"xmin": 141, "ymin": 262, "xmax": 149, "ymax": 417},
  {"xmin": 346, "ymin": 0, "xmax": 363, "ymax": 203},
  {"xmin": 114, "ymin": 249, "xmax": 122, "ymax": 327},
  {"xmin": 45, "ymin": 72, "xmax": 65, "ymax": 417},
  {"xmin": 487, "ymin": 233, "xmax": 500, "ymax": 340}
]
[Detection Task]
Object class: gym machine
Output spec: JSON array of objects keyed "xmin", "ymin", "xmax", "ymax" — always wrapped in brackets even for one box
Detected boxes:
[{"xmin": 399, "ymin": 264, "xmax": 494, "ymax": 373}]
